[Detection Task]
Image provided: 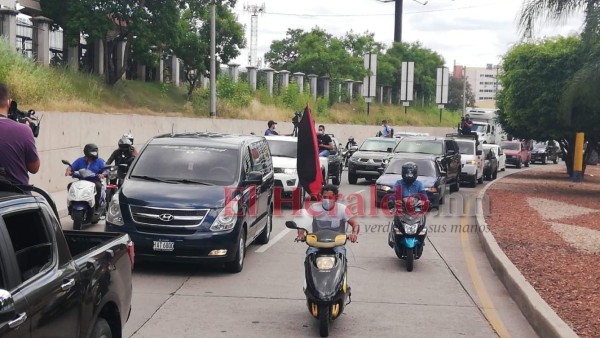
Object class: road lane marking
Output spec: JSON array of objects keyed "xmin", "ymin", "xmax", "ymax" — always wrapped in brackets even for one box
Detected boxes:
[
  {"xmin": 255, "ymin": 228, "xmax": 292, "ymax": 253},
  {"xmin": 461, "ymin": 196, "xmax": 511, "ymax": 338}
]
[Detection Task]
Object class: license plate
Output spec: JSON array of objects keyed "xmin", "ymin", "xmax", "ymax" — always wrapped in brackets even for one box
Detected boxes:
[{"xmin": 153, "ymin": 241, "xmax": 174, "ymax": 252}]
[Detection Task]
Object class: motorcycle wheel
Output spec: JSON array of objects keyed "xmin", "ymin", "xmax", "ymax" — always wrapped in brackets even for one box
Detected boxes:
[
  {"xmin": 72, "ymin": 209, "xmax": 85, "ymax": 230},
  {"xmin": 319, "ymin": 305, "xmax": 330, "ymax": 337},
  {"xmin": 406, "ymin": 248, "xmax": 414, "ymax": 272}
]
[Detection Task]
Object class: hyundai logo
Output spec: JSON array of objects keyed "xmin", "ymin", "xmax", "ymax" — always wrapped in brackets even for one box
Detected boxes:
[{"xmin": 158, "ymin": 214, "xmax": 174, "ymax": 222}]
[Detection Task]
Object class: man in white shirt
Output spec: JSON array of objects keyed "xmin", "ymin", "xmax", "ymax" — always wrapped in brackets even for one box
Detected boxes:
[{"xmin": 296, "ymin": 185, "xmax": 360, "ymax": 255}]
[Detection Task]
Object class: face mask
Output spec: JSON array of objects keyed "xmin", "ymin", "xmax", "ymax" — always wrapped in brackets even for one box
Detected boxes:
[{"xmin": 322, "ymin": 198, "xmax": 332, "ymax": 210}]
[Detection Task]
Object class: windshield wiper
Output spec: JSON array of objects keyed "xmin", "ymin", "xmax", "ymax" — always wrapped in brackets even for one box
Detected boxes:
[
  {"xmin": 130, "ymin": 175, "xmax": 175, "ymax": 184},
  {"xmin": 167, "ymin": 179, "xmax": 214, "ymax": 186}
]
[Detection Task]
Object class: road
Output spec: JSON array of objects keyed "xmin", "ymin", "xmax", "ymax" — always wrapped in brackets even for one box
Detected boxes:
[{"xmin": 60, "ymin": 168, "xmax": 539, "ymax": 338}]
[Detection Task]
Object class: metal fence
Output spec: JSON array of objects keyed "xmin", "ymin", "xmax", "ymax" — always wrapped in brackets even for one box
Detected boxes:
[{"xmin": 15, "ymin": 16, "xmax": 63, "ymax": 62}]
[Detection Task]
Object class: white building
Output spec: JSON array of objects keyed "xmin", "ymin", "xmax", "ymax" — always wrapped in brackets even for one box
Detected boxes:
[{"xmin": 465, "ymin": 64, "xmax": 502, "ymax": 109}]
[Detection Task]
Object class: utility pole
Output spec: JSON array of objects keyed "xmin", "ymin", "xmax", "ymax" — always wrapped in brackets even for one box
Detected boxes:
[
  {"xmin": 377, "ymin": 0, "xmax": 427, "ymax": 43},
  {"xmin": 210, "ymin": 1, "xmax": 216, "ymax": 117},
  {"xmin": 462, "ymin": 66, "xmax": 467, "ymax": 116}
]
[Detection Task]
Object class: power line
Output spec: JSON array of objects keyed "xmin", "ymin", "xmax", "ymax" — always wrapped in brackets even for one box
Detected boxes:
[{"xmin": 234, "ymin": 2, "xmax": 504, "ymax": 18}]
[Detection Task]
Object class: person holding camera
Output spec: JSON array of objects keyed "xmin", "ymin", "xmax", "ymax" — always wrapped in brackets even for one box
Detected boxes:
[{"xmin": 0, "ymin": 84, "xmax": 40, "ymax": 186}]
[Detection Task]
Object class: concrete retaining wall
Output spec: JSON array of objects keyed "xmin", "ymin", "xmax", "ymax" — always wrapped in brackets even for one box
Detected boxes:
[{"xmin": 30, "ymin": 111, "xmax": 455, "ymax": 192}]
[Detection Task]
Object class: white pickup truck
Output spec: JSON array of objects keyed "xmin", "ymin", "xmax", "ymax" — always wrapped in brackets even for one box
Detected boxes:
[{"xmin": 465, "ymin": 109, "xmax": 502, "ymax": 144}]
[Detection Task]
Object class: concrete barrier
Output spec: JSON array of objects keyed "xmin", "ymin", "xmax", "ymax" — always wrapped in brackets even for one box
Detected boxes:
[
  {"xmin": 30, "ymin": 111, "xmax": 455, "ymax": 192},
  {"xmin": 476, "ymin": 169, "xmax": 579, "ymax": 338}
]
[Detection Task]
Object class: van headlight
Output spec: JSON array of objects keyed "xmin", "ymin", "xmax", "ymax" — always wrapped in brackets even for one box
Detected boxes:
[
  {"xmin": 403, "ymin": 223, "xmax": 419, "ymax": 235},
  {"xmin": 316, "ymin": 257, "xmax": 336, "ymax": 270},
  {"xmin": 377, "ymin": 184, "xmax": 392, "ymax": 192},
  {"xmin": 210, "ymin": 200, "xmax": 239, "ymax": 232},
  {"xmin": 107, "ymin": 194, "xmax": 124, "ymax": 226}
]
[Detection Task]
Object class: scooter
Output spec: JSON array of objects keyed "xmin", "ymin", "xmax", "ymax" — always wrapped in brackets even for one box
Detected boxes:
[
  {"xmin": 62, "ymin": 160, "xmax": 108, "ymax": 230},
  {"xmin": 285, "ymin": 221, "xmax": 351, "ymax": 337},
  {"xmin": 387, "ymin": 196, "xmax": 428, "ymax": 271}
]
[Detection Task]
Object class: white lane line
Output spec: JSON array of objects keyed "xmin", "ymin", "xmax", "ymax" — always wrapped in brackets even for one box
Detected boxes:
[
  {"xmin": 355, "ymin": 189, "xmax": 366, "ymax": 195},
  {"xmin": 255, "ymin": 228, "xmax": 292, "ymax": 253}
]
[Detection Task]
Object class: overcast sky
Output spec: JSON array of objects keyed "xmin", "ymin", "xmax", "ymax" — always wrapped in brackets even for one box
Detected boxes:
[{"xmin": 230, "ymin": 0, "xmax": 584, "ymax": 69}]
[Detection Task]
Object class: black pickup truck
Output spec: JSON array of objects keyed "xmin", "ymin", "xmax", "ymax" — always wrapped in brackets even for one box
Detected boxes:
[{"xmin": 0, "ymin": 182, "xmax": 133, "ymax": 338}]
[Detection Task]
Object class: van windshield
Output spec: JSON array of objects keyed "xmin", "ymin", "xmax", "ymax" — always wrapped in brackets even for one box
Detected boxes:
[
  {"xmin": 456, "ymin": 141, "xmax": 475, "ymax": 155},
  {"xmin": 267, "ymin": 140, "xmax": 297, "ymax": 158},
  {"xmin": 395, "ymin": 140, "xmax": 443, "ymax": 155},
  {"xmin": 131, "ymin": 145, "xmax": 239, "ymax": 185}
]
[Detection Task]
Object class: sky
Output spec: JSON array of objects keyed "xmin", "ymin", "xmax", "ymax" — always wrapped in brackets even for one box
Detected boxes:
[{"xmin": 230, "ymin": 0, "xmax": 585, "ymax": 70}]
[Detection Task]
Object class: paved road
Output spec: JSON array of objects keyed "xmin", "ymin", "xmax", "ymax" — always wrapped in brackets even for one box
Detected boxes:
[{"xmin": 60, "ymin": 169, "xmax": 540, "ymax": 338}]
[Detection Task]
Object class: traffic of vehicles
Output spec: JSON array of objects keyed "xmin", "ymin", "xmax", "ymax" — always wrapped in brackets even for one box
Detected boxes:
[{"xmin": 0, "ymin": 120, "xmax": 562, "ymax": 337}]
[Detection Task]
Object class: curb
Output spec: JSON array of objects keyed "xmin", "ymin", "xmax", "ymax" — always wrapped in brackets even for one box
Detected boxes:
[{"xmin": 475, "ymin": 167, "xmax": 579, "ymax": 338}]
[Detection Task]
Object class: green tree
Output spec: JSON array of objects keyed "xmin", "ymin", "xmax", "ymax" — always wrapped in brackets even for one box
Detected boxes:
[
  {"xmin": 174, "ymin": 4, "xmax": 245, "ymax": 99},
  {"xmin": 446, "ymin": 77, "xmax": 475, "ymax": 111},
  {"xmin": 496, "ymin": 36, "xmax": 599, "ymax": 176},
  {"xmin": 263, "ymin": 28, "xmax": 305, "ymax": 70}
]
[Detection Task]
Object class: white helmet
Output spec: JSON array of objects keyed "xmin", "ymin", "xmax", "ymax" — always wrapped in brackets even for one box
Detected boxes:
[{"xmin": 123, "ymin": 133, "xmax": 134, "ymax": 144}]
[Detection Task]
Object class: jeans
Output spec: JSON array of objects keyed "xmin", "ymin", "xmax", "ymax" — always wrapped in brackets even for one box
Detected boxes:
[
  {"xmin": 319, "ymin": 150, "xmax": 330, "ymax": 157},
  {"xmin": 306, "ymin": 246, "xmax": 346, "ymax": 256}
]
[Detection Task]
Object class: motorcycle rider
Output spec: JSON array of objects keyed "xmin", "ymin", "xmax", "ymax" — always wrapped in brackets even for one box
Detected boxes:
[
  {"xmin": 65, "ymin": 144, "xmax": 107, "ymax": 207},
  {"xmin": 295, "ymin": 184, "xmax": 360, "ymax": 256},
  {"xmin": 107, "ymin": 135, "xmax": 136, "ymax": 167},
  {"xmin": 391, "ymin": 162, "xmax": 429, "ymax": 210},
  {"xmin": 345, "ymin": 136, "xmax": 358, "ymax": 150}
]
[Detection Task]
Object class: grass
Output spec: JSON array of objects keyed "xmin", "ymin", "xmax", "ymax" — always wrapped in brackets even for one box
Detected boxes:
[{"xmin": 0, "ymin": 40, "xmax": 460, "ymax": 126}]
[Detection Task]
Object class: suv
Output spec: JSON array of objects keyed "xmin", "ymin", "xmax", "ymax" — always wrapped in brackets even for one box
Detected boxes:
[
  {"xmin": 452, "ymin": 135, "xmax": 484, "ymax": 187},
  {"xmin": 265, "ymin": 136, "xmax": 305, "ymax": 208},
  {"xmin": 532, "ymin": 141, "xmax": 559, "ymax": 164},
  {"xmin": 392, "ymin": 136, "xmax": 462, "ymax": 192},
  {"xmin": 500, "ymin": 140, "xmax": 531, "ymax": 168},
  {"xmin": 347, "ymin": 137, "xmax": 400, "ymax": 184},
  {"xmin": 105, "ymin": 132, "xmax": 274, "ymax": 273}
]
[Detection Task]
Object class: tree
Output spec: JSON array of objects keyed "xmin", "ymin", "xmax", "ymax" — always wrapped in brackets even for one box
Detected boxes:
[
  {"xmin": 496, "ymin": 36, "xmax": 599, "ymax": 177},
  {"xmin": 264, "ymin": 28, "xmax": 368, "ymax": 80},
  {"xmin": 376, "ymin": 42, "xmax": 444, "ymax": 103},
  {"xmin": 446, "ymin": 77, "xmax": 475, "ymax": 111},
  {"xmin": 174, "ymin": 4, "xmax": 245, "ymax": 99}
]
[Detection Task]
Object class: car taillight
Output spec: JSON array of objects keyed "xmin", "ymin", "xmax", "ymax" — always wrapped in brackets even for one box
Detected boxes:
[{"xmin": 127, "ymin": 241, "xmax": 135, "ymax": 268}]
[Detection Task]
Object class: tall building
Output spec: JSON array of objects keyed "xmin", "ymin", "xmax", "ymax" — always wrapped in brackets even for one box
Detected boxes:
[{"xmin": 464, "ymin": 64, "xmax": 502, "ymax": 109}]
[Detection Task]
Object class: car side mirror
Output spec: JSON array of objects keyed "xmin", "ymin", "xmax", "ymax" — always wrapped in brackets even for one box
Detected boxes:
[
  {"xmin": 0, "ymin": 290, "xmax": 16, "ymax": 323},
  {"xmin": 244, "ymin": 171, "xmax": 263, "ymax": 186},
  {"xmin": 61, "ymin": 159, "xmax": 71, "ymax": 166},
  {"xmin": 285, "ymin": 221, "xmax": 298, "ymax": 229}
]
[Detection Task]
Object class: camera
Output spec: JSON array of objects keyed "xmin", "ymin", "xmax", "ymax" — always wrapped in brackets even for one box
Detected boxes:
[
  {"xmin": 8, "ymin": 101, "xmax": 40, "ymax": 137},
  {"xmin": 292, "ymin": 111, "xmax": 302, "ymax": 126}
]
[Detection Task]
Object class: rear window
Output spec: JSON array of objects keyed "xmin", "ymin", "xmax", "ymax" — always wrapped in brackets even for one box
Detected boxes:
[
  {"xmin": 385, "ymin": 159, "xmax": 437, "ymax": 177},
  {"xmin": 395, "ymin": 140, "xmax": 443, "ymax": 155},
  {"xmin": 131, "ymin": 145, "xmax": 240, "ymax": 185},
  {"xmin": 500, "ymin": 142, "xmax": 520, "ymax": 151},
  {"xmin": 456, "ymin": 141, "xmax": 475, "ymax": 155}
]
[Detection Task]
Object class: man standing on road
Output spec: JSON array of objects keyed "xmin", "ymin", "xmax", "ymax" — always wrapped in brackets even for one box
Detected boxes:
[
  {"xmin": 0, "ymin": 84, "xmax": 40, "ymax": 186},
  {"xmin": 317, "ymin": 125, "xmax": 334, "ymax": 156},
  {"xmin": 381, "ymin": 120, "xmax": 394, "ymax": 138},
  {"xmin": 265, "ymin": 120, "xmax": 279, "ymax": 136}
]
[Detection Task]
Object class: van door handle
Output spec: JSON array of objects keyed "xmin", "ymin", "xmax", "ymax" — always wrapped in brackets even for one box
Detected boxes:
[
  {"xmin": 8, "ymin": 312, "xmax": 27, "ymax": 329},
  {"xmin": 61, "ymin": 278, "xmax": 75, "ymax": 291}
]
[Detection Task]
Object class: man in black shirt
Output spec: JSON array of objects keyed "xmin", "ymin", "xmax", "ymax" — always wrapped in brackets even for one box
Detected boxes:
[{"xmin": 317, "ymin": 125, "xmax": 333, "ymax": 156}]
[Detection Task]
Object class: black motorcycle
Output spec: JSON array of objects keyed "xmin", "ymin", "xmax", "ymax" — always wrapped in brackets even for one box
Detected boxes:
[
  {"xmin": 343, "ymin": 143, "xmax": 358, "ymax": 168},
  {"xmin": 387, "ymin": 197, "xmax": 428, "ymax": 271},
  {"xmin": 286, "ymin": 221, "xmax": 351, "ymax": 337}
]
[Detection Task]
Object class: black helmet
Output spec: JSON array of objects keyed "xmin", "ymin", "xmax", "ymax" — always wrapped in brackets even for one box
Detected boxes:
[
  {"xmin": 84, "ymin": 143, "xmax": 99, "ymax": 159},
  {"xmin": 118, "ymin": 135, "xmax": 132, "ymax": 150},
  {"xmin": 401, "ymin": 162, "xmax": 418, "ymax": 184}
]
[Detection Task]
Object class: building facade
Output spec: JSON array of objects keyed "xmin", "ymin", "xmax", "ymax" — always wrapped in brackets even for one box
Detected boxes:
[{"xmin": 464, "ymin": 64, "xmax": 502, "ymax": 109}]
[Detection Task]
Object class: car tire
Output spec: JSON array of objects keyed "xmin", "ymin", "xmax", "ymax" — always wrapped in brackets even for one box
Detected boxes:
[
  {"xmin": 470, "ymin": 176, "xmax": 477, "ymax": 188},
  {"xmin": 477, "ymin": 173, "xmax": 484, "ymax": 184},
  {"xmin": 542, "ymin": 156, "xmax": 547, "ymax": 165},
  {"xmin": 256, "ymin": 207, "xmax": 272, "ymax": 245},
  {"xmin": 516, "ymin": 161, "xmax": 522, "ymax": 169},
  {"xmin": 332, "ymin": 166, "xmax": 342, "ymax": 185},
  {"xmin": 224, "ymin": 228, "xmax": 246, "ymax": 273},
  {"xmin": 348, "ymin": 173, "xmax": 358, "ymax": 185},
  {"xmin": 91, "ymin": 317, "xmax": 112, "ymax": 338}
]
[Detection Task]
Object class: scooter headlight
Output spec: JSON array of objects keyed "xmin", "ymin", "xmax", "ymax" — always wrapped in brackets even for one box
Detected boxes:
[
  {"xmin": 316, "ymin": 256, "xmax": 336, "ymax": 270},
  {"xmin": 403, "ymin": 222, "xmax": 419, "ymax": 235}
]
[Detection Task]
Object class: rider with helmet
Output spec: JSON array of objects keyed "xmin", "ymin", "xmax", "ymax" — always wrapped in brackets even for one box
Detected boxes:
[
  {"xmin": 391, "ymin": 162, "xmax": 429, "ymax": 208},
  {"xmin": 345, "ymin": 136, "xmax": 357, "ymax": 150},
  {"xmin": 107, "ymin": 135, "xmax": 137, "ymax": 167},
  {"xmin": 65, "ymin": 143, "xmax": 107, "ymax": 206}
]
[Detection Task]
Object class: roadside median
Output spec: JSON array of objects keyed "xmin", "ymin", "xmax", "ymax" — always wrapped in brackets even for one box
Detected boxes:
[{"xmin": 477, "ymin": 165, "xmax": 600, "ymax": 338}]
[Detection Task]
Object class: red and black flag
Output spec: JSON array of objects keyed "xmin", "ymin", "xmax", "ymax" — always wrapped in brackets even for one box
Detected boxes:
[{"xmin": 297, "ymin": 104, "xmax": 323, "ymax": 199}]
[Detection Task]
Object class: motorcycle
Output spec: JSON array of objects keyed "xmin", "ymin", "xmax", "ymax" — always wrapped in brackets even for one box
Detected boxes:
[
  {"xmin": 61, "ymin": 160, "xmax": 109, "ymax": 230},
  {"xmin": 105, "ymin": 163, "xmax": 131, "ymax": 204},
  {"xmin": 387, "ymin": 196, "xmax": 428, "ymax": 271},
  {"xmin": 285, "ymin": 221, "xmax": 351, "ymax": 337},
  {"xmin": 343, "ymin": 143, "xmax": 358, "ymax": 168}
]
